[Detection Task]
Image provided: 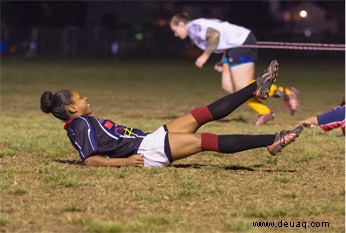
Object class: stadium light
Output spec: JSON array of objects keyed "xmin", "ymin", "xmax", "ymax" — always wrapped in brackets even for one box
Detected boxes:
[{"xmin": 299, "ymin": 10, "xmax": 308, "ymax": 18}]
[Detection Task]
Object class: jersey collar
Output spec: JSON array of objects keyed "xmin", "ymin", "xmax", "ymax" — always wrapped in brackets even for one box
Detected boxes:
[{"xmin": 64, "ymin": 120, "xmax": 71, "ymax": 130}]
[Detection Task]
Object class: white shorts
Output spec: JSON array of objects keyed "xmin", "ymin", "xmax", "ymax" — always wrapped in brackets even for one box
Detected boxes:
[{"xmin": 137, "ymin": 126, "xmax": 172, "ymax": 167}]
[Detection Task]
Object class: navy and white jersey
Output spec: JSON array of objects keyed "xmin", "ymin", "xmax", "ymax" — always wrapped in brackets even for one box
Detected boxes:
[
  {"xmin": 187, "ymin": 18, "xmax": 251, "ymax": 53},
  {"xmin": 64, "ymin": 115, "xmax": 149, "ymax": 161}
]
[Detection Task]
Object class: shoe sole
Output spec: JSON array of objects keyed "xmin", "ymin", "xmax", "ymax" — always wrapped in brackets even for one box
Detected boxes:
[
  {"xmin": 268, "ymin": 60, "xmax": 279, "ymax": 80},
  {"xmin": 255, "ymin": 60, "xmax": 279, "ymax": 99}
]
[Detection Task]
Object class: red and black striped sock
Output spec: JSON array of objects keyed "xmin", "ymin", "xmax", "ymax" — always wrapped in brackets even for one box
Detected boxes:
[{"xmin": 191, "ymin": 82, "xmax": 257, "ymax": 126}]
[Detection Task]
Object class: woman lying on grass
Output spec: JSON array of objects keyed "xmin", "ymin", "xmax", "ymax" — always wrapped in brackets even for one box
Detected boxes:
[{"xmin": 40, "ymin": 60, "xmax": 303, "ymax": 167}]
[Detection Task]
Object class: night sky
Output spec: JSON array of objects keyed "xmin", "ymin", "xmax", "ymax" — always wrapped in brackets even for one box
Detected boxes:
[{"xmin": 1, "ymin": 1, "xmax": 345, "ymax": 30}]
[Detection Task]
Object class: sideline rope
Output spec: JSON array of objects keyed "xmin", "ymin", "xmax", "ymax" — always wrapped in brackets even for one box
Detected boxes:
[{"xmin": 241, "ymin": 41, "xmax": 345, "ymax": 51}]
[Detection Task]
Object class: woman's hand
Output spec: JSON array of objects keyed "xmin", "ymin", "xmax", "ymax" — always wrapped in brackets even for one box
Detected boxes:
[
  {"xmin": 126, "ymin": 154, "xmax": 144, "ymax": 167},
  {"xmin": 214, "ymin": 63, "xmax": 223, "ymax": 73},
  {"xmin": 195, "ymin": 53, "xmax": 209, "ymax": 68}
]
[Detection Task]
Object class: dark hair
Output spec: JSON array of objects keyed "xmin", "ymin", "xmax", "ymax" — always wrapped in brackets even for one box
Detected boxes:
[
  {"xmin": 40, "ymin": 90, "xmax": 72, "ymax": 122},
  {"xmin": 170, "ymin": 12, "xmax": 191, "ymax": 25}
]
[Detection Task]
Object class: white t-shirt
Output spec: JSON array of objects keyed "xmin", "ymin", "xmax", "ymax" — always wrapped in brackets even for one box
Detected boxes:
[{"xmin": 187, "ymin": 18, "xmax": 251, "ymax": 53}]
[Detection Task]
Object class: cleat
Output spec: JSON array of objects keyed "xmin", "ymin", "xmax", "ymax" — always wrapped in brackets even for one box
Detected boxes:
[
  {"xmin": 254, "ymin": 112, "xmax": 275, "ymax": 125},
  {"xmin": 267, "ymin": 125, "xmax": 303, "ymax": 155},
  {"xmin": 274, "ymin": 87, "xmax": 300, "ymax": 115},
  {"xmin": 287, "ymin": 87, "xmax": 299, "ymax": 115},
  {"xmin": 254, "ymin": 60, "xmax": 279, "ymax": 99}
]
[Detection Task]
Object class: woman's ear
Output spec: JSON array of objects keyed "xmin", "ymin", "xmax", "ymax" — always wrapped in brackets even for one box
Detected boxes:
[{"xmin": 67, "ymin": 104, "xmax": 77, "ymax": 114}]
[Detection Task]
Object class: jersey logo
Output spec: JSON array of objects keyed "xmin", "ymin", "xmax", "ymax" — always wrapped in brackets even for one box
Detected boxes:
[
  {"xmin": 98, "ymin": 119, "xmax": 146, "ymax": 139},
  {"xmin": 104, "ymin": 121, "xmax": 114, "ymax": 129}
]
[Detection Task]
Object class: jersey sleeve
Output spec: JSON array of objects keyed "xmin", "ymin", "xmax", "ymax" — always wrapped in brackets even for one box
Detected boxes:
[
  {"xmin": 317, "ymin": 105, "xmax": 345, "ymax": 132},
  {"xmin": 67, "ymin": 117, "xmax": 99, "ymax": 160}
]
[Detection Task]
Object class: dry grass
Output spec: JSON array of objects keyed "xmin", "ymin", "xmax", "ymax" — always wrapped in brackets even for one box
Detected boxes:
[{"xmin": 0, "ymin": 58, "xmax": 344, "ymax": 233}]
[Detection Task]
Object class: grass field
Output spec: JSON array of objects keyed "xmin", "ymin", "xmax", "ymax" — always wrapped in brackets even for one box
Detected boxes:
[{"xmin": 0, "ymin": 58, "xmax": 345, "ymax": 233}]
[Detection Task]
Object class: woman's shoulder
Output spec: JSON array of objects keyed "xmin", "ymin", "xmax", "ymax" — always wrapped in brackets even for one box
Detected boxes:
[{"xmin": 70, "ymin": 115, "xmax": 97, "ymax": 128}]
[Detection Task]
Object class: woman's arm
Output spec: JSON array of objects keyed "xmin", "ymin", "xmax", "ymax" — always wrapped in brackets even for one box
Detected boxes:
[
  {"xmin": 84, "ymin": 154, "xmax": 144, "ymax": 167},
  {"xmin": 195, "ymin": 27, "xmax": 220, "ymax": 68}
]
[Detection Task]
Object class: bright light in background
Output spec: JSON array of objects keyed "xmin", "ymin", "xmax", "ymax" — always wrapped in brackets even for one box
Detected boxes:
[{"xmin": 299, "ymin": 10, "xmax": 308, "ymax": 18}]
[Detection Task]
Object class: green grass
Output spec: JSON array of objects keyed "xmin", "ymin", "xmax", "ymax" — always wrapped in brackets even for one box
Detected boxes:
[{"xmin": 0, "ymin": 58, "xmax": 345, "ymax": 232}]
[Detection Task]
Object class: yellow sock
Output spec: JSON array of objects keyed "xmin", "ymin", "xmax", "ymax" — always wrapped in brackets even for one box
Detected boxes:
[
  {"xmin": 268, "ymin": 84, "xmax": 291, "ymax": 97},
  {"xmin": 246, "ymin": 97, "xmax": 271, "ymax": 115}
]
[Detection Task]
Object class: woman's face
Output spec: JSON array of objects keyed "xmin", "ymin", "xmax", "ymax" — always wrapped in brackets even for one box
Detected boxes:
[
  {"xmin": 69, "ymin": 91, "xmax": 92, "ymax": 116},
  {"xmin": 170, "ymin": 21, "xmax": 188, "ymax": 39}
]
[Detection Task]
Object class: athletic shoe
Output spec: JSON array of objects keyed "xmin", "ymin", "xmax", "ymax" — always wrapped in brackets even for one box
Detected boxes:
[
  {"xmin": 287, "ymin": 87, "xmax": 299, "ymax": 115},
  {"xmin": 274, "ymin": 87, "xmax": 299, "ymax": 115},
  {"xmin": 254, "ymin": 60, "xmax": 279, "ymax": 99},
  {"xmin": 254, "ymin": 112, "xmax": 275, "ymax": 126},
  {"xmin": 267, "ymin": 125, "xmax": 303, "ymax": 155}
]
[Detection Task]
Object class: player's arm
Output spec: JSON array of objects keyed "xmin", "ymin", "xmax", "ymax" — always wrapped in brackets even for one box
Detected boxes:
[
  {"xmin": 205, "ymin": 27, "xmax": 220, "ymax": 56},
  {"xmin": 195, "ymin": 27, "xmax": 220, "ymax": 68},
  {"xmin": 84, "ymin": 154, "xmax": 144, "ymax": 167}
]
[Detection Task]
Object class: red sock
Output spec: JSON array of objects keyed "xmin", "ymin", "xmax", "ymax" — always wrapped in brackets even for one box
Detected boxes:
[
  {"xmin": 201, "ymin": 133, "xmax": 219, "ymax": 152},
  {"xmin": 191, "ymin": 106, "xmax": 213, "ymax": 125}
]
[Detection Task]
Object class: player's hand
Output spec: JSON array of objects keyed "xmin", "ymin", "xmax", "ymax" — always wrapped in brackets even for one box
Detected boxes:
[
  {"xmin": 300, "ymin": 120, "xmax": 317, "ymax": 128},
  {"xmin": 195, "ymin": 54, "xmax": 209, "ymax": 68},
  {"xmin": 126, "ymin": 154, "xmax": 144, "ymax": 167},
  {"xmin": 214, "ymin": 63, "xmax": 223, "ymax": 73},
  {"xmin": 300, "ymin": 116, "xmax": 318, "ymax": 128}
]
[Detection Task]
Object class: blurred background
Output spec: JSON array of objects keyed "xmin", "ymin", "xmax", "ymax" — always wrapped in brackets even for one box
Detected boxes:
[{"xmin": 0, "ymin": 0, "xmax": 344, "ymax": 60}]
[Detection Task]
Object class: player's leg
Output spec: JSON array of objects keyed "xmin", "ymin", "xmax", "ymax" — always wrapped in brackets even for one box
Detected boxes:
[
  {"xmin": 269, "ymin": 85, "xmax": 300, "ymax": 115},
  {"xmin": 220, "ymin": 62, "xmax": 235, "ymax": 93},
  {"xmin": 230, "ymin": 63, "xmax": 274, "ymax": 125},
  {"xmin": 165, "ymin": 81, "xmax": 258, "ymax": 133},
  {"xmin": 166, "ymin": 60, "xmax": 279, "ymax": 133},
  {"xmin": 168, "ymin": 125, "xmax": 303, "ymax": 161}
]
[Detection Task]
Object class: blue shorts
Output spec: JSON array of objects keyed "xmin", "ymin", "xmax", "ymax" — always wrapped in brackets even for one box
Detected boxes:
[{"xmin": 226, "ymin": 32, "xmax": 258, "ymax": 67}]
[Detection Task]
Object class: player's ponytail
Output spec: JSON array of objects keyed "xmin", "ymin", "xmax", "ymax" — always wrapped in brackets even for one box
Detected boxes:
[
  {"xmin": 40, "ymin": 90, "xmax": 72, "ymax": 122},
  {"xmin": 170, "ymin": 12, "xmax": 191, "ymax": 25}
]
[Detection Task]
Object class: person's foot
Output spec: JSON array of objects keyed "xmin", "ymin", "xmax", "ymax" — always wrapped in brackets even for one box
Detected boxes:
[
  {"xmin": 274, "ymin": 87, "xmax": 299, "ymax": 115},
  {"xmin": 254, "ymin": 112, "xmax": 275, "ymax": 125},
  {"xmin": 254, "ymin": 60, "xmax": 279, "ymax": 99},
  {"xmin": 267, "ymin": 125, "xmax": 303, "ymax": 155},
  {"xmin": 287, "ymin": 87, "xmax": 299, "ymax": 115}
]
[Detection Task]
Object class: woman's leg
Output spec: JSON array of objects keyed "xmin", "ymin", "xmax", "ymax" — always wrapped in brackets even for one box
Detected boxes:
[
  {"xmin": 168, "ymin": 125, "xmax": 303, "ymax": 161},
  {"xmin": 166, "ymin": 60, "xmax": 278, "ymax": 133},
  {"xmin": 269, "ymin": 85, "xmax": 300, "ymax": 115},
  {"xmin": 166, "ymin": 81, "xmax": 258, "ymax": 133},
  {"xmin": 230, "ymin": 62, "xmax": 255, "ymax": 90},
  {"xmin": 231, "ymin": 62, "xmax": 272, "ymax": 116},
  {"xmin": 221, "ymin": 63, "xmax": 235, "ymax": 93}
]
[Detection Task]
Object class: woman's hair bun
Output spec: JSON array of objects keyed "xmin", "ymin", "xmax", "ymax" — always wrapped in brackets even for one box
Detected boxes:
[{"xmin": 40, "ymin": 91, "xmax": 54, "ymax": 113}]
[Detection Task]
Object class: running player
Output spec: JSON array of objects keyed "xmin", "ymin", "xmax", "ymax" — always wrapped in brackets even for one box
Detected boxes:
[
  {"xmin": 170, "ymin": 12, "xmax": 299, "ymax": 125},
  {"xmin": 40, "ymin": 60, "xmax": 303, "ymax": 167}
]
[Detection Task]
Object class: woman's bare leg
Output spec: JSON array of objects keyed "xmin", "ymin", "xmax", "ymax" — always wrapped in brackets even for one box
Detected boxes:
[
  {"xmin": 166, "ymin": 113, "xmax": 200, "ymax": 133},
  {"xmin": 230, "ymin": 62, "xmax": 255, "ymax": 90},
  {"xmin": 168, "ymin": 133, "xmax": 201, "ymax": 161},
  {"xmin": 221, "ymin": 63, "xmax": 235, "ymax": 93}
]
